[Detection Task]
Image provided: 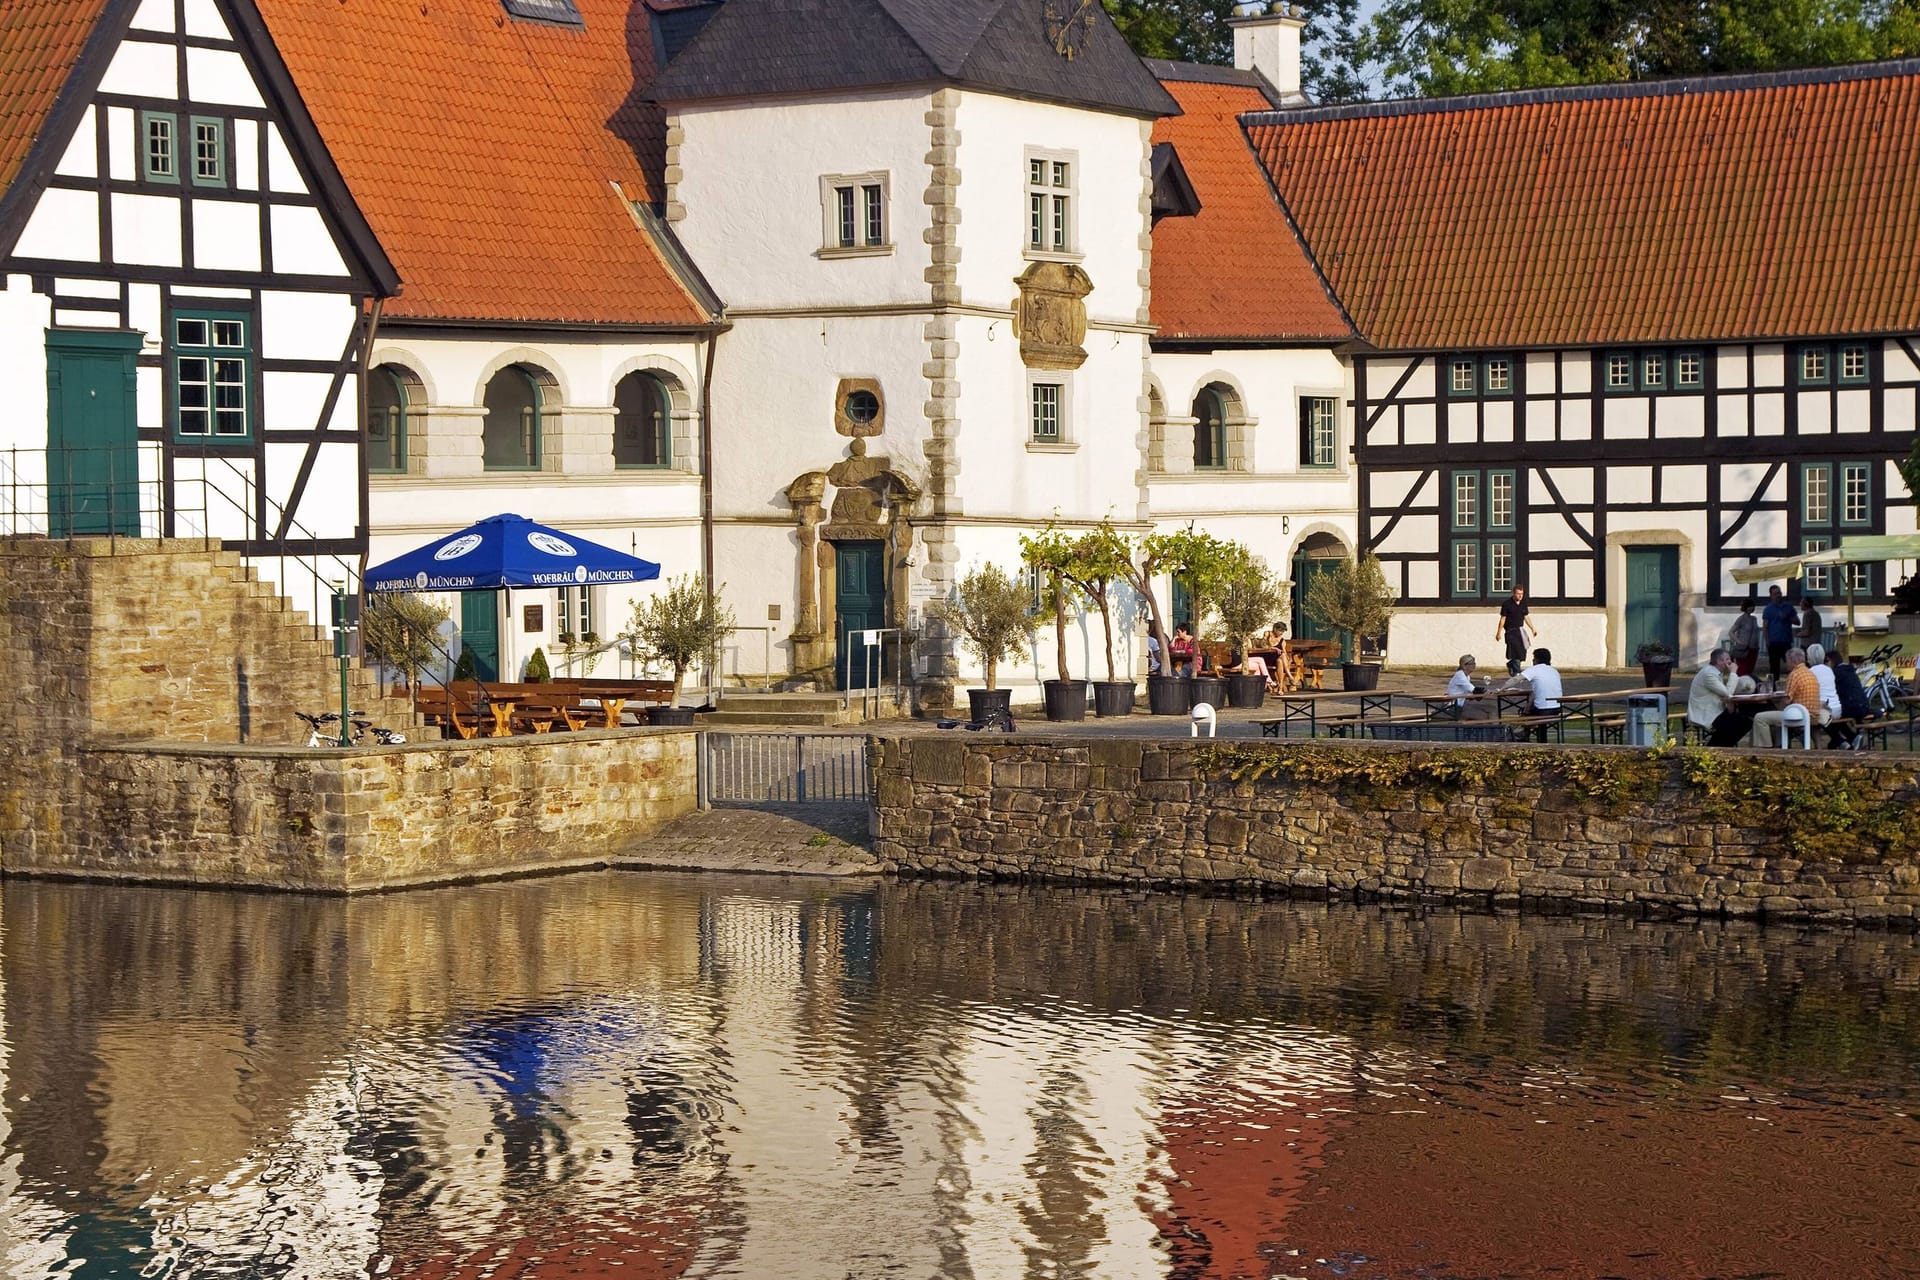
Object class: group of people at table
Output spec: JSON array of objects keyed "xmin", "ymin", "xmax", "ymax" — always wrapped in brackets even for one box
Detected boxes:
[
  {"xmin": 1151, "ymin": 620, "xmax": 1310, "ymax": 692},
  {"xmin": 1687, "ymin": 643, "xmax": 1875, "ymax": 748}
]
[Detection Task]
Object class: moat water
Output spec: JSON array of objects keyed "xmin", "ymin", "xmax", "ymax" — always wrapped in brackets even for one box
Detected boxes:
[{"xmin": 2, "ymin": 872, "xmax": 1918, "ymax": 1279}]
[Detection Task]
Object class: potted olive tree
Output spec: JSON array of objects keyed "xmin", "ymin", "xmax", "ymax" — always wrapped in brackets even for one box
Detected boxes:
[
  {"xmin": 1161, "ymin": 529, "xmax": 1248, "ymax": 711},
  {"xmin": 1019, "ymin": 526, "xmax": 1087, "ymax": 722},
  {"xmin": 1302, "ymin": 554, "xmax": 1397, "ymax": 691},
  {"xmin": 361, "ymin": 592, "xmax": 451, "ymax": 701},
  {"xmin": 1120, "ymin": 533, "xmax": 1185, "ymax": 715},
  {"xmin": 1070, "ymin": 521, "xmax": 1136, "ymax": 716},
  {"xmin": 1635, "ymin": 639, "xmax": 1676, "ymax": 688},
  {"xmin": 1215, "ymin": 556, "xmax": 1287, "ymax": 709},
  {"xmin": 932, "ymin": 563, "xmax": 1032, "ymax": 724},
  {"xmin": 624, "ymin": 575, "xmax": 736, "ymax": 726}
]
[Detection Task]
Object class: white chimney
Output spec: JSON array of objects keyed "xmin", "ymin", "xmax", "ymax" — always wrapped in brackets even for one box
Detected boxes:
[{"xmin": 1230, "ymin": 1, "xmax": 1307, "ymax": 99}]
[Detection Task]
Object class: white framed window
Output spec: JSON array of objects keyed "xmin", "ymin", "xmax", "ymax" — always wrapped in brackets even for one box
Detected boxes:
[
  {"xmin": 172, "ymin": 311, "xmax": 250, "ymax": 440},
  {"xmin": 1641, "ymin": 354, "xmax": 1665, "ymax": 389},
  {"xmin": 558, "ymin": 585, "xmax": 595, "ymax": 640},
  {"xmin": 1488, "ymin": 471, "xmax": 1515, "ymax": 529},
  {"xmin": 1453, "ymin": 541, "xmax": 1480, "ymax": 596},
  {"xmin": 1841, "ymin": 461, "xmax": 1870, "ymax": 525},
  {"xmin": 1675, "ymin": 351, "xmax": 1703, "ymax": 387},
  {"xmin": 1802, "ymin": 463, "xmax": 1832, "ymax": 526},
  {"xmin": 1840, "ymin": 344, "xmax": 1869, "ymax": 383},
  {"xmin": 190, "ymin": 116, "xmax": 225, "ymax": 187},
  {"xmin": 819, "ymin": 172, "xmax": 890, "ymax": 255},
  {"xmin": 1025, "ymin": 149, "xmax": 1077, "ymax": 256},
  {"xmin": 141, "ymin": 111, "xmax": 178, "ymax": 183},
  {"xmin": 1030, "ymin": 379, "xmax": 1063, "ymax": 443},
  {"xmin": 1606, "ymin": 353, "xmax": 1633, "ymax": 390},
  {"xmin": 1449, "ymin": 358, "xmax": 1476, "ymax": 394},
  {"xmin": 1484, "ymin": 356, "xmax": 1512, "ymax": 394},
  {"xmin": 1800, "ymin": 345, "xmax": 1829, "ymax": 384},
  {"xmin": 1489, "ymin": 540, "xmax": 1516, "ymax": 593},
  {"xmin": 1452, "ymin": 473, "xmax": 1479, "ymax": 529}
]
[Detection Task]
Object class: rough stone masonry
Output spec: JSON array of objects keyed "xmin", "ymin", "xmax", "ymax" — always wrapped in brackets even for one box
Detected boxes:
[{"xmin": 870, "ymin": 736, "xmax": 1920, "ymax": 927}]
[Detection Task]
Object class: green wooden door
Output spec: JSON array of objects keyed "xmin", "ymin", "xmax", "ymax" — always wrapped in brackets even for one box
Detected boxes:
[
  {"xmin": 1291, "ymin": 552, "xmax": 1341, "ymax": 647},
  {"xmin": 46, "ymin": 329, "xmax": 141, "ymax": 536},
  {"xmin": 834, "ymin": 541, "xmax": 886, "ymax": 691},
  {"xmin": 459, "ymin": 591, "xmax": 500, "ymax": 681},
  {"xmin": 1624, "ymin": 546, "xmax": 1679, "ymax": 662}
]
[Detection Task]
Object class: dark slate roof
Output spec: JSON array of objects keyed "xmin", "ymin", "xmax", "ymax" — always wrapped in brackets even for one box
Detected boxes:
[{"xmin": 654, "ymin": 0, "xmax": 1179, "ymax": 118}]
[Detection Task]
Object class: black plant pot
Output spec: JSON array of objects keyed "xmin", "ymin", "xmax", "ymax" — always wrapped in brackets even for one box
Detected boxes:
[
  {"xmin": 1147, "ymin": 676, "xmax": 1193, "ymax": 716},
  {"xmin": 1043, "ymin": 680, "xmax": 1088, "ymax": 722},
  {"xmin": 1226, "ymin": 673, "xmax": 1267, "ymax": 708},
  {"xmin": 1092, "ymin": 681, "xmax": 1136, "ymax": 717},
  {"xmin": 1340, "ymin": 662, "xmax": 1382, "ymax": 692},
  {"xmin": 646, "ymin": 706, "xmax": 696, "ymax": 727},
  {"xmin": 1190, "ymin": 675, "xmax": 1228, "ymax": 709},
  {"xmin": 1641, "ymin": 660, "xmax": 1674, "ymax": 688},
  {"xmin": 967, "ymin": 688, "xmax": 1014, "ymax": 723}
]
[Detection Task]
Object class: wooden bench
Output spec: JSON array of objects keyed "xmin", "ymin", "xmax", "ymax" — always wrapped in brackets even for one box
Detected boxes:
[{"xmin": 1826, "ymin": 717, "xmax": 1889, "ymax": 750}]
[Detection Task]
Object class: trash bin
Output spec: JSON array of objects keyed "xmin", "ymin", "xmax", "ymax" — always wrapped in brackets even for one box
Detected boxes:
[{"xmin": 1626, "ymin": 693, "xmax": 1667, "ymax": 747}]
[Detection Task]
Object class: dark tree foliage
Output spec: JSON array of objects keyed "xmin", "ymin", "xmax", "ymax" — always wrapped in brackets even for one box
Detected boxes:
[{"xmin": 1102, "ymin": 0, "xmax": 1237, "ymax": 62}]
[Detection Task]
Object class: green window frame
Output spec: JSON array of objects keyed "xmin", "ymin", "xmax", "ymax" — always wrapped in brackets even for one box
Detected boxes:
[
  {"xmin": 1450, "ymin": 469, "xmax": 1518, "ymax": 598},
  {"xmin": 189, "ymin": 116, "xmax": 226, "ymax": 188},
  {"xmin": 1839, "ymin": 461, "xmax": 1871, "ymax": 526},
  {"xmin": 1451, "ymin": 471, "xmax": 1480, "ymax": 532},
  {"xmin": 141, "ymin": 111, "xmax": 178, "ymax": 184},
  {"xmin": 1487, "ymin": 469, "xmax": 1516, "ymax": 531},
  {"xmin": 1488, "ymin": 538, "xmax": 1517, "ymax": 594},
  {"xmin": 1603, "ymin": 351, "xmax": 1634, "ymax": 393},
  {"xmin": 1838, "ymin": 343, "xmax": 1870, "ymax": 384},
  {"xmin": 366, "ymin": 365, "xmax": 408, "ymax": 474},
  {"xmin": 1798, "ymin": 345, "xmax": 1830, "ymax": 385},
  {"xmin": 1031, "ymin": 381, "xmax": 1062, "ymax": 442},
  {"xmin": 482, "ymin": 365, "xmax": 543, "ymax": 470},
  {"xmin": 1639, "ymin": 353, "xmax": 1666, "ymax": 390},
  {"xmin": 1451, "ymin": 540, "xmax": 1481, "ymax": 598},
  {"xmin": 1299, "ymin": 396, "xmax": 1337, "ymax": 468},
  {"xmin": 1483, "ymin": 355, "xmax": 1513, "ymax": 396},
  {"xmin": 1674, "ymin": 351, "xmax": 1704, "ymax": 389},
  {"xmin": 614, "ymin": 371, "xmax": 672, "ymax": 469},
  {"xmin": 170, "ymin": 310, "xmax": 251, "ymax": 442},
  {"xmin": 1801, "ymin": 462, "xmax": 1832, "ymax": 527},
  {"xmin": 1803, "ymin": 535, "xmax": 1833, "ymax": 594},
  {"xmin": 1447, "ymin": 357, "xmax": 1476, "ymax": 396}
]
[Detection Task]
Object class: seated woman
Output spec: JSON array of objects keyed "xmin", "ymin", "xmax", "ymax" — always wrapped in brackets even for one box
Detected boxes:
[{"xmin": 1219, "ymin": 646, "xmax": 1272, "ymax": 686}]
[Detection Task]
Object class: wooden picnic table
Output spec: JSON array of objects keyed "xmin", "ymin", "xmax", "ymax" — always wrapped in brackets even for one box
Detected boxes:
[
  {"xmin": 1256, "ymin": 689, "xmax": 1395, "ymax": 737},
  {"xmin": 484, "ymin": 700, "xmax": 516, "ymax": 737}
]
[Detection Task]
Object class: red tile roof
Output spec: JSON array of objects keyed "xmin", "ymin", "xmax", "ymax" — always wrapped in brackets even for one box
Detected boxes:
[
  {"xmin": 1247, "ymin": 61, "xmax": 1920, "ymax": 351},
  {"xmin": 257, "ymin": 0, "xmax": 713, "ymax": 327},
  {"xmin": 0, "ymin": 0, "xmax": 116, "ymax": 208},
  {"xmin": 1149, "ymin": 72, "xmax": 1352, "ymax": 344}
]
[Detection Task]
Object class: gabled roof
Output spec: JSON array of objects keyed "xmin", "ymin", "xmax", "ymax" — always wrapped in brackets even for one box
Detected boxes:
[
  {"xmin": 258, "ymin": 0, "xmax": 715, "ymax": 328},
  {"xmin": 654, "ymin": 0, "xmax": 1179, "ymax": 119},
  {"xmin": 1245, "ymin": 60, "xmax": 1920, "ymax": 351},
  {"xmin": 1, "ymin": 0, "xmax": 396, "ymax": 294},
  {"xmin": 0, "ymin": 0, "xmax": 116, "ymax": 203},
  {"xmin": 1149, "ymin": 72, "xmax": 1351, "ymax": 345}
]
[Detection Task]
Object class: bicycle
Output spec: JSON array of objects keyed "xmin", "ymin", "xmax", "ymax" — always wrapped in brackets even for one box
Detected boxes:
[{"xmin": 296, "ymin": 710, "xmax": 408, "ymax": 747}]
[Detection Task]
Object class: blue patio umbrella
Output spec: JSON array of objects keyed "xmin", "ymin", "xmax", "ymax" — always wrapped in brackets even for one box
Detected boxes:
[{"xmin": 364, "ymin": 513, "xmax": 661, "ymax": 593}]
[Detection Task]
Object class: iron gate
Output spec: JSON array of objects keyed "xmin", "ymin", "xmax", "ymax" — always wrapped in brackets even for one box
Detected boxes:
[{"xmin": 701, "ymin": 732, "xmax": 871, "ymax": 806}]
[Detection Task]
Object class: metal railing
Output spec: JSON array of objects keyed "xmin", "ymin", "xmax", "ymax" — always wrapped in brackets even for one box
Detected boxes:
[
  {"xmin": 1, "ymin": 445, "xmax": 360, "ymax": 625},
  {"xmin": 841, "ymin": 625, "xmax": 907, "ymax": 718},
  {"xmin": 700, "ymin": 732, "xmax": 871, "ymax": 807}
]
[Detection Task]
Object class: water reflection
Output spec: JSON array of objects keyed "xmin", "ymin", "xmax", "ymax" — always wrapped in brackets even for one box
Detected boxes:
[{"xmin": 3, "ymin": 875, "xmax": 1918, "ymax": 1278}]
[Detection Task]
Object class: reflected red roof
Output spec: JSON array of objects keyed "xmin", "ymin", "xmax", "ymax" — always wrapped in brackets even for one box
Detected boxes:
[
  {"xmin": 1247, "ymin": 60, "xmax": 1920, "ymax": 351},
  {"xmin": 257, "ymin": 0, "xmax": 711, "ymax": 327},
  {"xmin": 1149, "ymin": 74, "xmax": 1352, "ymax": 344}
]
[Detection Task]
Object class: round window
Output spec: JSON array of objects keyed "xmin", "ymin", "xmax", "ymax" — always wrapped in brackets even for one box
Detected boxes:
[{"xmin": 844, "ymin": 389, "xmax": 881, "ymax": 425}]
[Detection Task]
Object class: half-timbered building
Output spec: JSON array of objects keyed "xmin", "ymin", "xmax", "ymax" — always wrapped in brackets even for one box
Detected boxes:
[
  {"xmin": 0, "ymin": 0, "xmax": 397, "ymax": 614},
  {"xmin": 1245, "ymin": 63, "xmax": 1920, "ymax": 667}
]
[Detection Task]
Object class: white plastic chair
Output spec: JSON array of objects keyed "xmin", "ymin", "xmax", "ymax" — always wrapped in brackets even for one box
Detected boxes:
[
  {"xmin": 1778, "ymin": 702, "xmax": 1812, "ymax": 749},
  {"xmin": 1191, "ymin": 702, "xmax": 1217, "ymax": 738}
]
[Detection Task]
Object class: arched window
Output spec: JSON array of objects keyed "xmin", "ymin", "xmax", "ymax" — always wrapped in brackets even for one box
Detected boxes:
[
  {"xmin": 1192, "ymin": 386, "xmax": 1226, "ymax": 470},
  {"xmin": 366, "ymin": 364, "xmax": 411, "ymax": 474},
  {"xmin": 613, "ymin": 371, "xmax": 671, "ymax": 468},
  {"xmin": 483, "ymin": 365, "xmax": 541, "ymax": 469}
]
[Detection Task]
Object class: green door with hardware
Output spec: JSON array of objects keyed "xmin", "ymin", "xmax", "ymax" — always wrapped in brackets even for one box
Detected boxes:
[
  {"xmin": 1624, "ymin": 546, "xmax": 1679, "ymax": 663},
  {"xmin": 46, "ymin": 329, "xmax": 142, "ymax": 536},
  {"xmin": 835, "ymin": 541, "xmax": 886, "ymax": 690},
  {"xmin": 459, "ymin": 591, "xmax": 500, "ymax": 681}
]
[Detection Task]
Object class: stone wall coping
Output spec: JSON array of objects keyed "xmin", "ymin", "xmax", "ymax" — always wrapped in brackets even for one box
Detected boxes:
[
  {"xmin": 0, "ymin": 535, "xmax": 225, "ymax": 558},
  {"xmin": 80, "ymin": 726, "xmax": 698, "ymax": 760}
]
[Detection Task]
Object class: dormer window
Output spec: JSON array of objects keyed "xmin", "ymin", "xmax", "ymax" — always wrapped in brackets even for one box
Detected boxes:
[{"xmin": 501, "ymin": 0, "xmax": 583, "ymax": 26}]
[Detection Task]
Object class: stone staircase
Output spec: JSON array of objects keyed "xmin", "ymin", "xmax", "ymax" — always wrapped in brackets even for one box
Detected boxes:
[{"xmin": 698, "ymin": 689, "xmax": 910, "ymax": 728}]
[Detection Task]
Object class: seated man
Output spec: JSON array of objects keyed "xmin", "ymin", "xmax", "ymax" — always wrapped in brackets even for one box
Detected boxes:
[
  {"xmin": 1435, "ymin": 655, "xmax": 1480, "ymax": 719},
  {"xmin": 1746, "ymin": 647, "xmax": 1828, "ymax": 747},
  {"xmin": 1828, "ymin": 649, "xmax": 1874, "ymax": 748},
  {"xmin": 1514, "ymin": 647, "xmax": 1563, "ymax": 741},
  {"xmin": 1688, "ymin": 646, "xmax": 1757, "ymax": 745}
]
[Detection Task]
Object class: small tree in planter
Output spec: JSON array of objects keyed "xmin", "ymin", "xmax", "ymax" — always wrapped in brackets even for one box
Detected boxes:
[
  {"xmin": 1302, "ymin": 554, "xmax": 1397, "ymax": 690},
  {"xmin": 624, "ymin": 575, "xmax": 736, "ymax": 723},
  {"xmin": 1019, "ymin": 525, "xmax": 1088, "ymax": 721},
  {"xmin": 1070, "ymin": 521, "xmax": 1136, "ymax": 714},
  {"xmin": 1215, "ymin": 556, "xmax": 1288, "ymax": 707},
  {"xmin": 1634, "ymin": 639, "xmax": 1676, "ymax": 687},
  {"xmin": 932, "ymin": 563, "xmax": 1031, "ymax": 722},
  {"xmin": 362, "ymin": 593, "xmax": 451, "ymax": 698},
  {"xmin": 523, "ymin": 647, "xmax": 550, "ymax": 683}
]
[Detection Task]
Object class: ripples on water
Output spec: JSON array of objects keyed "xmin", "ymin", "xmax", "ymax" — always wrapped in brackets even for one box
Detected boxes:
[{"xmin": 2, "ymin": 874, "xmax": 1918, "ymax": 1278}]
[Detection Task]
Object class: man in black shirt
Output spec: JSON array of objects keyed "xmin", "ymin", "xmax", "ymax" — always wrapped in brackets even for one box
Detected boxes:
[{"xmin": 1494, "ymin": 585, "xmax": 1535, "ymax": 675}]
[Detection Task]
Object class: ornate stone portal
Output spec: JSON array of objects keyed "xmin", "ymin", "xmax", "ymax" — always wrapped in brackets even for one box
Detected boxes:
[{"xmin": 787, "ymin": 438, "xmax": 920, "ymax": 683}]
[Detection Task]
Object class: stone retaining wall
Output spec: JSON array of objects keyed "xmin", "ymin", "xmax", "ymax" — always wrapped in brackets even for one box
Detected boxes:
[
  {"xmin": 8, "ymin": 730, "xmax": 697, "ymax": 893},
  {"xmin": 871, "ymin": 737, "xmax": 1920, "ymax": 926}
]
